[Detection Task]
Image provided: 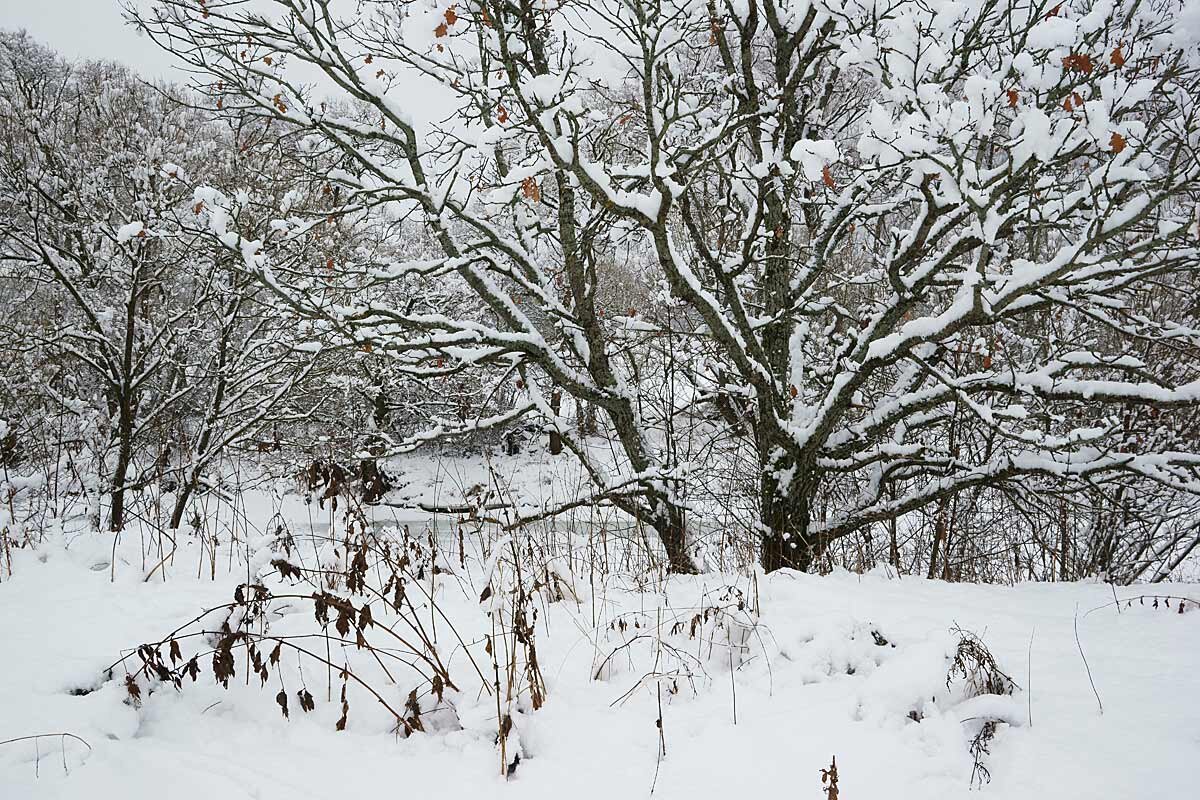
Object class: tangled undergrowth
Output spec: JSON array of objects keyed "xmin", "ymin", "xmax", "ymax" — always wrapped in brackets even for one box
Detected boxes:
[
  {"xmin": 82, "ymin": 490, "xmax": 1047, "ymax": 791},
  {"xmin": 109, "ymin": 507, "xmax": 552, "ymax": 777}
]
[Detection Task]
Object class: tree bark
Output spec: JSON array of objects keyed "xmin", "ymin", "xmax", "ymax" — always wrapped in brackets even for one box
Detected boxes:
[
  {"xmin": 360, "ymin": 382, "xmax": 391, "ymax": 504},
  {"xmin": 576, "ymin": 400, "xmax": 597, "ymax": 437},
  {"xmin": 109, "ymin": 401, "xmax": 133, "ymax": 532},
  {"xmin": 759, "ymin": 462, "xmax": 820, "ymax": 572},
  {"xmin": 168, "ymin": 480, "xmax": 193, "ymax": 531},
  {"xmin": 927, "ymin": 504, "xmax": 948, "ymax": 580},
  {"xmin": 548, "ymin": 390, "xmax": 563, "ymax": 455},
  {"xmin": 652, "ymin": 501, "xmax": 697, "ymax": 574},
  {"xmin": 109, "ymin": 254, "xmax": 141, "ymax": 532}
]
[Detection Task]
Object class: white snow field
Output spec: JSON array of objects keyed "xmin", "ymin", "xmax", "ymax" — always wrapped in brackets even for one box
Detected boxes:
[{"xmin": 1, "ymin": 494, "xmax": 1196, "ymax": 800}]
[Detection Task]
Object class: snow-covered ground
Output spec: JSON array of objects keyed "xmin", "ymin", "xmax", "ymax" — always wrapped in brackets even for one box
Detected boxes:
[{"xmin": 1, "ymin": 491, "xmax": 1197, "ymax": 800}]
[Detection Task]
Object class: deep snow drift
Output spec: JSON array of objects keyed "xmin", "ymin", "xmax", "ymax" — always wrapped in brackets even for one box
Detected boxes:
[{"xmin": 1, "ymin": 497, "xmax": 1196, "ymax": 800}]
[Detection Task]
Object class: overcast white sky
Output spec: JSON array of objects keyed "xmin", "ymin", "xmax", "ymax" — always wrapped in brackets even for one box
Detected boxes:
[
  {"xmin": 1, "ymin": 0, "xmax": 180, "ymax": 75},
  {"xmin": 1, "ymin": 0, "xmax": 456, "ymax": 130}
]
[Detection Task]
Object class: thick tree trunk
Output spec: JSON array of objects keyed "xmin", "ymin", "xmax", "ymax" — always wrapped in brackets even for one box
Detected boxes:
[
  {"xmin": 360, "ymin": 383, "xmax": 391, "ymax": 504},
  {"xmin": 651, "ymin": 501, "xmax": 697, "ymax": 574},
  {"xmin": 169, "ymin": 480, "xmax": 194, "ymax": 530},
  {"xmin": 759, "ymin": 463, "xmax": 820, "ymax": 572},
  {"xmin": 754, "ymin": 145, "xmax": 814, "ymax": 574},
  {"xmin": 760, "ymin": 504, "xmax": 819, "ymax": 572},
  {"xmin": 549, "ymin": 154, "xmax": 694, "ymax": 572}
]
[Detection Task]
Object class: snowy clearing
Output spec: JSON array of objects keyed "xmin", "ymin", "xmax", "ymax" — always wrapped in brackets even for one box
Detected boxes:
[
  {"xmin": 6, "ymin": 0, "xmax": 1200, "ymax": 797},
  {"xmin": 1, "ymin": 500, "xmax": 1196, "ymax": 800}
]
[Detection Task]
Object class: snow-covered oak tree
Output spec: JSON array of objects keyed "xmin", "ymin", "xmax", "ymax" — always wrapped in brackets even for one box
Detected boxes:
[{"xmin": 133, "ymin": 0, "xmax": 1200, "ymax": 572}]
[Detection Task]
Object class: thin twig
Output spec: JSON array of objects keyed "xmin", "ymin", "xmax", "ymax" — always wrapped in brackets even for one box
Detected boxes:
[
  {"xmin": 0, "ymin": 732, "xmax": 92, "ymax": 752},
  {"xmin": 1073, "ymin": 605, "xmax": 1103, "ymax": 715},
  {"xmin": 1026, "ymin": 628, "xmax": 1034, "ymax": 727},
  {"xmin": 1, "ymin": 731, "xmax": 92, "ymax": 776}
]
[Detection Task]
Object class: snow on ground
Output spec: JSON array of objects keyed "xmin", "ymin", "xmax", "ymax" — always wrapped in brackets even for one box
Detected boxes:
[{"xmin": 1, "ymin": 491, "xmax": 1197, "ymax": 800}]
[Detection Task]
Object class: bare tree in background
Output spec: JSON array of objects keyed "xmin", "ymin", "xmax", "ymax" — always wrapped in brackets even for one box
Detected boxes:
[{"xmin": 0, "ymin": 34, "xmax": 311, "ymax": 531}]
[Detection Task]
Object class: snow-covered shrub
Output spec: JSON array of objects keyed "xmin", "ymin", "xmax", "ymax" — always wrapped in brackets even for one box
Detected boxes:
[
  {"xmin": 945, "ymin": 627, "xmax": 1019, "ymax": 786},
  {"xmin": 947, "ymin": 626, "xmax": 1017, "ymax": 701}
]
